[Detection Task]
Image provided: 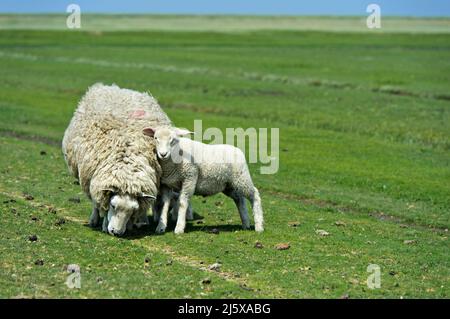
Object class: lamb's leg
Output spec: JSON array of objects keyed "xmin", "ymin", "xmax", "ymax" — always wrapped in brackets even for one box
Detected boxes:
[
  {"xmin": 170, "ymin": 196, "xmax": 178, "ymax": 222},
  {"xmin": 155, "ymin": 187, "xmax": 171, "ymax": 234},
  {"xmin": 174, "ymin": 180, "xmax": 196, "ymax": 235},
  {"xmin": 88, "ymin": 203, "xmax": 100, "ymax": 227},
  {"xmin": 250, "ymin": 187, "xmax": 264, "ymax": 232},
  {"xmin": 186, "ymin": 202, "xmax": 194, "ymax": 220},
  {"xmin": 153, "ymin": 205, "xmax": 160, "ymax": 223},
  {"xmin": 229, "ymin": 193, "xmax": 251, "ymax": 230},
  {"xmin": 171, "ymin": 199, "xmax": 193, "ymax": 221}
]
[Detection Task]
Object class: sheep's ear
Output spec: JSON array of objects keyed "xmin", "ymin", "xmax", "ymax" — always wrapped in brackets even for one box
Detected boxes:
[
  {"xmin": 141, "ymin": 194, "xmax": 156, "ymax": 200},
  {"xmin": 143, "ymin": 128, "xmax": 155, "ymax": 137},
  {"xmin": 174, "ymin": 128, "xmax": 193, "ymax": 137},
  {"xmin": 102, "ymin": 188, "xmax": 115, "ymax": 195}
]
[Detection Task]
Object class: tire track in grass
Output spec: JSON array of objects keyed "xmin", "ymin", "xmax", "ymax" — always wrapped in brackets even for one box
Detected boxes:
[
  {"xmin": 1, "ymin": 50, "xmax": 449, "ymax": 102},
  {"xmin": 0, "ymin": 129, "xmax": 61, "ymax": 147},
  {"xmin": 131, "ymin": 240, "xmax": 263, "ymax": 294},
  {"xmin": 0, "ymin": 187, "xmax": 267, "ymax": 297},
  {"xmin": 262, "ymin": 188, "xmax": 449, "ymax": 233}
]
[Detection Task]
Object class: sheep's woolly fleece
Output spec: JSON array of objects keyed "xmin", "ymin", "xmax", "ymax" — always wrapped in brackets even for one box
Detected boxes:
[{"xmin": 62, "ymin": 83, "xmax": 172, "ymax": 211}]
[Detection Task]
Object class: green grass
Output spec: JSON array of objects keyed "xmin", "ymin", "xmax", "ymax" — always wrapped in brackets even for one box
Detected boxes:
[
  {"xmin": 1, "ymin": 14, "xmax": 450, "ymax": 33},
  {"xmin": 0, "ymin": 15, "xmax": 449, "ymax": 298}
]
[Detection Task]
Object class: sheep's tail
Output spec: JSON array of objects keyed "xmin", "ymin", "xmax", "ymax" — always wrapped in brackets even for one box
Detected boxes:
[{"xmin": 252, "ymin": 187, "xmax": 264, "ymax": 232}]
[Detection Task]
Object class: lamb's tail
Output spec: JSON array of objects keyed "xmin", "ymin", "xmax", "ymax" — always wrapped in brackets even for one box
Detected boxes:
[{"xmin": 252, "ymin": 187, "xmax": 264, "ymax": 232}]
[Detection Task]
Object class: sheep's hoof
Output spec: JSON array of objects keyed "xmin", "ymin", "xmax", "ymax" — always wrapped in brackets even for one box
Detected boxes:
[
  {"xmin": 89, "ymin": 216, "xmax": 100, "ymax": 227},
  {"xmin": 88, "ymin": 220, "xmax": 99, "ymax": 228},
  {"xmin": 102, "ymin": 218, "xmax": 108, "ymax": 233},
  {"xmin": 155, "ymin": 224, "xmax": 166, "ymax": 234}
]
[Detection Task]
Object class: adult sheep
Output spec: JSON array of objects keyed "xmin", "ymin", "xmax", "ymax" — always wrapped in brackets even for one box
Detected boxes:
[{"xmin": 62, "ymin": 83, "xmax": 171, "ymax": 236}]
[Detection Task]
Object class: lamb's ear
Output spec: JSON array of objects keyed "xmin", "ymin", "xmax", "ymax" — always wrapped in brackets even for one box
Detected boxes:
[
  {"xmin": 174, "ymin": 128, "xmax": 193, "ymax": 137},
  {"xmin": 143, "ymin": 128, "xmax": 155, "ymax": 137}
]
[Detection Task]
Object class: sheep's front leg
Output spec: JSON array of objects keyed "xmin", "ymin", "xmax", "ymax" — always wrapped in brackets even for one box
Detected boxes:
[
  {"xmin": 174, "ymin": 179, "xmax": 196, "ymax": 235},
  {"xmin": 88, "ymin": 203, "xmax": 100, "ymax": 227},
  {"xmin": 155, "ymin": 186, "xmax": 171, "ymax": 234},
  {"xmin": 101, "ymin": 208, "xmax": 109, "ymax": 233},
  {"xmin": 102, "ymin": 214, "xmax": 108, "ymax": 233}
]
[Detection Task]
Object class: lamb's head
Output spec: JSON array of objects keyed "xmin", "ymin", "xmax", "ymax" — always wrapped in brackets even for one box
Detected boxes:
[{"xmin": 143, "ymin": 127, "xmax": 191, "ymax": 160}]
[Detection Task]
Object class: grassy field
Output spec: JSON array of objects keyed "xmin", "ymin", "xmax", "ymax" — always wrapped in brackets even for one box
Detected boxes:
[{"xmin": 0, "ymin": 15, "xmax": 449, "ymax": 298}]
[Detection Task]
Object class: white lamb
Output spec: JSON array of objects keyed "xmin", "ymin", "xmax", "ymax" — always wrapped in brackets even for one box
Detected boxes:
[{"xmin": 143, "ymin": 127, "xmax": 264, "ymax": 234}]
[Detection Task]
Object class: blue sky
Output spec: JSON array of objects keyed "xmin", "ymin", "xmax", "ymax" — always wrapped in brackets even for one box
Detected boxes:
[{"xmin": 1, "ymin": 0, "xmax": 449, "ymax": 17}]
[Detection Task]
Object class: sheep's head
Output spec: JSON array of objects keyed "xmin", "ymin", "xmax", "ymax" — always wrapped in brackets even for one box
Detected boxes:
[
  {"xmin": 143, "ymin": 127, "xmax": 191, "ymax": 160},
  {"xmin": 106, "ymin": 193, "xmax": 154, "ymax": 236}
]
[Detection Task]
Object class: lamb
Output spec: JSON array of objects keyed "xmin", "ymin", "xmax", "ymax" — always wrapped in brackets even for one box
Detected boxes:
[
  {"xmin": 143, "ymin": 126, "xmax": 264, "ymax": 234},
  {"xmin": 62, "ymin": 83, "xmax": 172, "ymax": 236},
  {"xmin": 153, "ymin": 190, "xmax": 194, "ymax": 227}
]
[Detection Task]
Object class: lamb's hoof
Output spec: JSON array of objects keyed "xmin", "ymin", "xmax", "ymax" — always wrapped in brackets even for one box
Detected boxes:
[
  {"xmin": 255, "ymin": 225, "xmax": 264, "ymax": 233},
  {"xmin": 174, "ymin": 227, "xmax": 185, "ymax": 235},
  {"xmin": 155, "ymin": 224, "xmax": 166, "ymax": 234}
]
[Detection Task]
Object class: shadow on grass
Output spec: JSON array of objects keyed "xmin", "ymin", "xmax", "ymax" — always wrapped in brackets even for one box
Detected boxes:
[{"xmin": 84, "ymin": 215, "xmax": 246, "ymax": 239}]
